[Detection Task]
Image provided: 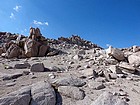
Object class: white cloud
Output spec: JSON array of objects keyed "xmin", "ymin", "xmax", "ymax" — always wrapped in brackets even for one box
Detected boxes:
[
  {"xmin": 45, "ymin": 22, "xmax": 49, "ymax": 26},
  {"xmin": 33, "ymin": 20, "xmax": 49, "ymax": 26},
  {"xmin": 10, "ymin": 13, "xmax": 15, "ymax": 19},
  {"xmin": 13, "ymin": 5, "xmax": 22, "ymax": 12}
]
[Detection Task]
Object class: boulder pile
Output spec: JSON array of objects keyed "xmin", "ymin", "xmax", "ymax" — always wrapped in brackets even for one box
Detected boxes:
[
  {"xmin": 0, "ymin": 27, "xmax": 102, "ymax": 58},
  {"xmin": 0, "ymin": 28, "xmax": 140, "ymax": 105},
  {"xmin": 47, "ymin": 35, "xmax": 102, "ymax": 50},
  {"xmin": 0, "ymin": 27, "xmax": 58, "ymax": 58}
]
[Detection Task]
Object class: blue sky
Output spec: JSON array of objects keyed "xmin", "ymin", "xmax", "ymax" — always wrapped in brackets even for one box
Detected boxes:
[{"xmin": 0, "ymin": 0, "xmax": 140, "ymax": 48}]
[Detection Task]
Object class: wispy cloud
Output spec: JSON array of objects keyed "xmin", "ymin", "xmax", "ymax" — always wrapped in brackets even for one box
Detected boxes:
[
  {"xmin": 33, "ymin": 20, "xmax": 49, "ymax": 26},
  {"xmin": 13, "ymin": 5, "xmax": 22, "ymax": 12},
  {"xmin": 45, "ymin": 22, "xmax": 49, "ymax": 26},
  {"xmin": 10, "ymin": 13, "xmax": 15, "ymax": 19}
]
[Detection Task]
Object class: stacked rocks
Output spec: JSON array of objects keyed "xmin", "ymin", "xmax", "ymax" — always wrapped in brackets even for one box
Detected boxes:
[{"xmin": 0, "ymin": 27, "xmax": 58, "ymax": 58}]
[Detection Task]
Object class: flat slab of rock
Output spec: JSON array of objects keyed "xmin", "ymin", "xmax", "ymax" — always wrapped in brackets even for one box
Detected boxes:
[
  {"xmin": 31, "ymin": 81, "xmax": 56, "ymax": 105},
  {"xmin": 88, "ymin": 81, "xmax": 105, "ymax": 90},
  {"xmin": 6, "ymin": 82, "xmax": 16, "ymax": 87},
  {"xmin": 14, "ymin": 63, "xmax": 31, "ymax": 69},
  {"xmin": 80, "ymin": 68, "xmax": 94, "ymax": 76},
  {"xmin": 119, "ymin": 63, "xmax": 136, "ymax": 73},
  {"xmin": 51, "ymin": 77, "xmax": 86, "ymax": 87},
  {"xmin": 0, "ymin": 86, "xmax": 31, "ymax": 105},
  {"xmin": 2, "ymin": 72, "xmax": 23, "ymax": 80},
  {"xmin": 58, "ymin": 86, "xmax": 85, "ymax": 100},
  {"xmin": 30, "ymin": 63, "xmax": 44, "ymax": 72},
  {"xmin": 90, "ymin": 92, "xmax": 128, "ymax": 105}
]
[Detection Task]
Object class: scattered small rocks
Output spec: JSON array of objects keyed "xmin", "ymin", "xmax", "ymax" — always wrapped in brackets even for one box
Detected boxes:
[
  {"xmin": 0, "ymin": 28, "xmax": 140, "ymax": 105},
  {"xmin": 90, "ymin": 92, "xmax": 128, "ymax": 105}
]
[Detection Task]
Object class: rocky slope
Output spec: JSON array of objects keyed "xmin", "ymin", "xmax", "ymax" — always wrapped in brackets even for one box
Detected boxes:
[{"xmin": 0, "ymin": 28, "xmax": 140, "ymax": 105}]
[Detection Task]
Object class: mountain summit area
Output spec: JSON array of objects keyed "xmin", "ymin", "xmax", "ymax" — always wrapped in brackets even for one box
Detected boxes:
[{"xmin": 0, "ymin": 27, "xmax": 140, "ymax": 105}]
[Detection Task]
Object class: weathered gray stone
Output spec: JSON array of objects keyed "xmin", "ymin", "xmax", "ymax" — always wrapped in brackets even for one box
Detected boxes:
[
  {"xmin": 109, "ymin": 73, "xmax": 118, "ymax": 79},
  {"xmin": 80, "ymin": 68, "xmax": 94, "ymax": 76},
  {"xmin": 6, "ymin": 44, "xmax": 20, "ymax": 58},
  {"xmin": 31, "ymin": 81, "xmax": 56, "ymax": 105},
  {"xmin": 0, "ymin": 86, "xmax": 31, "ymax": 105},
  {"xmin": 0, "ymin": 94, "xmax": 30, "ymax": 105},
  {"xmin": 106, "ymin": 46, "xmax": 125, "ymax": 61},
  {"xmin": 6, "ymin": 82, "xmax": 16, "ymax": 87},
  {"xmin": 109, "ymin": 65, "xmax": 123, "ymax": 74},
  {"xmin": 105, "ymin": 58, "xmax": 118, "ymax": 65},
  {"xmin": 88, "ymin": 81, "xmax": 105, "ymax": 90},
  {"xmin": 58, "ymin": 86, "xmax": 85, "ymax": 100},
  {"xmin": 24, "ymin": 39, "xmax": 41, "ymax": 57},
  {"xmin": 119, "ymin": 63, "xmax": 136, "ymax": 73},
  {"xmin": 128, "ymin": 52, "xmax": 140, "ymax": 66},
  {"xmin": 52, "ymin": 77, "xmax": 86, "ymax": 87},
  {"xmin": 30, "ymin": 63, "xmax": 44, "ymax": 72},
  {"xmin": 38, "ymin": 45, "xmax": 49, "ymax": 57},
  {"xmin": 90, "ymin": 92, "xmax": 128, "ymax": 105},
  {"xmin": 14, "ymin": 63, "xmax": 31, "ymax": 69},
  {"xmin": 2, "ymin": 72, "xmax": 23, "ymax": 80},
  {"xmin": 49, "ymin": 66, "xmax": 65, "ymax": 72}
]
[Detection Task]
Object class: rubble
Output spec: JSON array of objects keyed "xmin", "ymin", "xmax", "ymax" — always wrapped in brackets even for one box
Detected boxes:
[{"xmin": 0, "ymin": 27, "xmax": 140, "ymax": 105}]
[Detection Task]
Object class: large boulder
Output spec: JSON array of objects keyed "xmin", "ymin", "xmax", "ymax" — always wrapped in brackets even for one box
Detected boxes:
[
  {"xmin": 38, "ymin": 45, "xmax": 49, "ymax": 57},
  {"xmin": 106, "ymin": 46, "xmax": 125, "ymax": 61},
  {"xmin": 0, "ymin": 86, "xmax": 31, "ymax": 105},
  {"xmin": 30, "ymin": 81, "xmax": 56, "ymax": 105},
  {"xmin": 90, "ymin": 92, "xmax": 128, "ymax": 105},
  {"xmin": 30, "ymin": 63, "xmax": 44, "ymax": 72},
  {"xmin": 35, "ymin": 27, "xmax": 42, "ymax": 38},
  {"xmin": 119, "ymin": 62, "xmax": 136, "ymax": 73},
  {"xmin": 29, "ymin": 27, "xmax": 42, "ymax": 40},
  {"xmin": 29, "ymin": 27, "xmax": 36, "ymax": 39},
  {"xmin": 24, "ymin": 39, "xmax": 41, "ymax": 57},
  {"xmin": 128, "ymin": 52, "xmax": 140, "ymax": 66},
  {"xmin": 5, "ymin": 44, "xmax": 20, "ymax": 58},
  {"xmin": 58, "ymin": 86, "xmax": 85, "ymax": 100}
]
